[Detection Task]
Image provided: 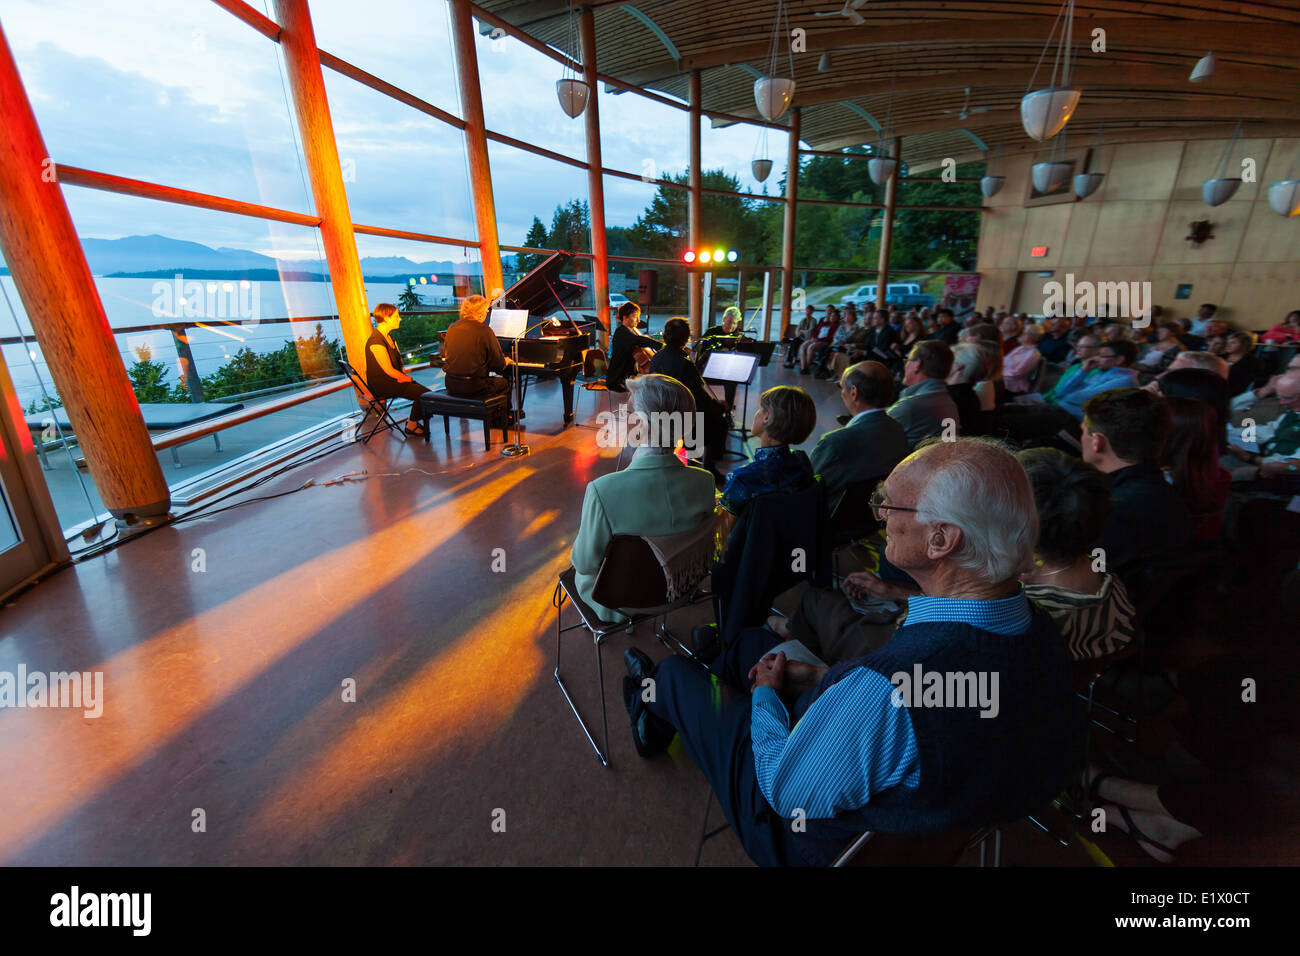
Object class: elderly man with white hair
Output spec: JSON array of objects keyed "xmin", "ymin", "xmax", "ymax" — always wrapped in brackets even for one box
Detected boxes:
[{"xmin": 623, "ymin": 438, "xmax": 1083, "ymax": 866}]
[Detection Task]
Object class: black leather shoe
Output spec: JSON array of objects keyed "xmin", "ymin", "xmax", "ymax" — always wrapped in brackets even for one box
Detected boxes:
[
  {"xmin": 624, "ymin": 676, "xmax": 673, "ymax": 757},
  {"xmin": 624, "ymin": 647, "xmax": 655, "ymax": 682},
  {"xmin": 691, "ymin": 624, "xmax": 721, "ymax": 662}
]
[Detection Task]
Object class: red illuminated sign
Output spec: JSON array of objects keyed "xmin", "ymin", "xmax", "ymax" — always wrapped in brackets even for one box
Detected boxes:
[{"xmin": 1030, "ymin": 246, "xmax": 1049, "ymax": 257}]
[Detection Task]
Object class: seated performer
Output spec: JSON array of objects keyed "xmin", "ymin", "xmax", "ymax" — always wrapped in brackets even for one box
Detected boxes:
[
  {"xmin": 606, "ymin": 301, "xmax": 662, "ymax": 393},
  {"xmin": 365, "ymin": 303, "xmax": 432, "ymax": 436},
  {"xmin": 441, "ymin": 294, "xmax": 516, "ymax": 420}
]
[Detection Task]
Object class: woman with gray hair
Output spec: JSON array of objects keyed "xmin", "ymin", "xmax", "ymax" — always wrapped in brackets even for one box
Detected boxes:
[
  {"xmin": 947, "ymin": 342, "xmax": 991, "ymax": 435},
  {"xmin": 570, "ymin": 374, "xmax": 717, "ymax": 622}
]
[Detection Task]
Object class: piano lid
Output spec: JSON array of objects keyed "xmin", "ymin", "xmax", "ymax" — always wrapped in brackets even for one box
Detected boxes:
[{"xmin": 501, "ymin": 251, "xmax": 586, "ymax": 319}]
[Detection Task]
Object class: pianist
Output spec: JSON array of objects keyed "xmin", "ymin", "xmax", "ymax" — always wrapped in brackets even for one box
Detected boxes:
[
  {"xmin": 606, "ymin": 301, "xmax": 663, "ymax": 393},
  {"xmin": 442, "ymin": 294, "xmax": 516, "ymax": 420},
  {"xmin": 366, "ymin": 303, "xmax": 433, "ymax": 437}
]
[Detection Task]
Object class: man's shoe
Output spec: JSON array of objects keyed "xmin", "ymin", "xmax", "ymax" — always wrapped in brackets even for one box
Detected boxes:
[
  {"xmin": 623, "ymin": 676, "xmax": 673, "ymax": 757},
  {"xmin": 624, "ymin": 647, "xmax": 655, "ymax": 682},
  {"xmin": 691, "ymin": 624, "xmax": 721, "ymax": 662}
]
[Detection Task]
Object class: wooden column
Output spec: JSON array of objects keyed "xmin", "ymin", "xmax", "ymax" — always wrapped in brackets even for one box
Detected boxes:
[
  {"xmin": 875, "ymin": 136, "xmax": 902, "ymax": 313},
  {"xmin": 449, "ymin": 0, "xmax": 504, "ymax": 301},
  {"xmin": 579, "ymin": 7, "xmax": 609, "ymax": 349},
  {"xmin": 0, "ymin": 23, "xmax": 170, "ymax": 519},
  {"xmin": 170, "ymin": 328, "xmax": 205, "ymax": 402},
  {"xmin": 688, "ymin": 70, "xmax": 703, "ymax": 338},
  {"xmin": 778, "ymin": 108, "xmax": 801, "ymax": 339},
  {"xmin": 273, "ymin": 0, "xmax": 371, "ymax": 378}
]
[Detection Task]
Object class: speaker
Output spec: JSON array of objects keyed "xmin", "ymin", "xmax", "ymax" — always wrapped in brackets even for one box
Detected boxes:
[{"xmin": 638, "ymin": 269, "xmax": 658, "ymax": 307}]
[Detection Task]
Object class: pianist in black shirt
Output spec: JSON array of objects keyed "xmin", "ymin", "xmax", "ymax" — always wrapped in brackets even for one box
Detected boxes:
[
  {"xmin": 606, "ymin": 301, "xmax": 662, "ymax": 392},
  {"xmin": 365, "ymin": 303, "xmax": 432, "ymax": 436},
  {"xmin": 441, "ymin": 294, "xmax": 515, "ymax": 416},
  {"xmin": 648, "ymin": 317, "xmax": 730, "ymax": 478}
]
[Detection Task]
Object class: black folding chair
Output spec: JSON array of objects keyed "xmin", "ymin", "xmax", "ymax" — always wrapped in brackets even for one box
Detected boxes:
[{"xmin": 340, "ymin": 359, "xmax": 407, "ymax": 444}]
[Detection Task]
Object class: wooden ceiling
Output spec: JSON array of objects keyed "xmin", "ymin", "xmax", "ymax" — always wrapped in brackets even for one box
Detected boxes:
[{"xmin": 474, "ymin": 1, "xmax": 1300, "ymax": 170}]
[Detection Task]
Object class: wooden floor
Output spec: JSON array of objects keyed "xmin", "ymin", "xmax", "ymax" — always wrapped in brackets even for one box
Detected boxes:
[{"xmin": 0, "ymin": 359, "xmax": 1295, "ymax": 865}]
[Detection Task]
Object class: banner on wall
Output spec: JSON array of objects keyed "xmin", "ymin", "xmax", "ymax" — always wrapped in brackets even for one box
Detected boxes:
[{"xmin": 944, "ymin": 274, "xmax": 981, "ymax": 298}]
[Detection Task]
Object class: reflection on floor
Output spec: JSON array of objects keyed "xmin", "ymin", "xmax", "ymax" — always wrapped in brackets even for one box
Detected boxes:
[{"xmin": 0, "ymin": 359, "xmax": 1295, "ymax": 865}]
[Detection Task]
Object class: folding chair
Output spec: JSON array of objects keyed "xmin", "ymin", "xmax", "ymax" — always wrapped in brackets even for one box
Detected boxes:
[
  {"xmin": 340, "ymin": 359, "xmax": 407, "ymax": 444},
  {"xmin": 553, "ymin": 517, "xmax": 718, "ymax": 767},
  {"xmin": 575, "ymin": 347, "xmax": 615, "ymax": 427}
]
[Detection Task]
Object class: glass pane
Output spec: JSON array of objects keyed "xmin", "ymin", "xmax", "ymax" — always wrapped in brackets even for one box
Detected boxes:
[
  {"xmin": 701, "ymin": 119, "xmax": 789, "ymax": 202},
  {"xmin": 489, "ymin": 141, "xmax": 591, "ymax": 254},
  {"xmin": 597, "ymin": 85, "xmax": 688, "ymax": 182},
  {"xmin": 322, "ymin": 70, "xmax": 476, "ymax": 240},
  {"xmin": 306, "ymin": 0, "xmax": 461, "ymax": 117},
  {"xmin": 2, "ymin": 0, "xmax": 313, "ymax": 214},
  {"xmin": 0, "ymin": 482, "xmax": 21, "ymax": 554},
  {"xmin": 477, "ymin": 26, "xmax": 586, "ymax": 162}
]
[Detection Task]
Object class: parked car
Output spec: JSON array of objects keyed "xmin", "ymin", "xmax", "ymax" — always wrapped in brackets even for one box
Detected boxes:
[
  {"xmin": 840, "ymin": 282, "xmax": 923, "ymax": 309},
  {"xmin": 608, "ymin": 293, "xmax": 632, "ymax": 313}
]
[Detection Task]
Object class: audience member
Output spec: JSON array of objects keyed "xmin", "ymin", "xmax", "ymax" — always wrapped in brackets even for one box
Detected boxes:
[
  {"xmin": 570, "ymin": 374, "xmax": 716, "ymax": 623},
  {"xmin": 1003, "ymin": 325, "xmax": 1045, "ymax": 394},
  {"xmin": 1223, "ymin": 331, "xmax": 1265, "ymax": 398},
  {"xmin": 947, "ymin": 342, "xmax": 991, "ymax": 436},
  {"xmin": 887, "ymin": 340, "xmax": 960, "ymax": 447},
  {"xmin": 647, "ymin": 318, "xmax": 729, "ymax": 478},
  {"xmin": 1187, "ymin": 302, "xmax": 1218, "ymax": 337},
  {"xmin": 1136, "ymin": 322, "xmax": 1185, "ymax": 383},
  {"xmin": 933, "ymin": 308, "xmax": 961, "ymax": 345},
  {"xmin": 1038, "ymin": 317, "xmax": 1074, "ymax": 365},
  {"xmin": 720, "ymin": 386, "xmax": 817, "ymax": 516},
  {"xmin": 798, "ymin": 307, "xmax": 839, "ymax": 372},
  {"xmin": 810, "ymin": 362, "xmax": 909, "ymax": 508},
  {"xmin": 1016, "ymin": 448, "xmax": 1137, "ymax": 661},
  {"xmin": 1162, "ymin": 396, "xmax": 1231, "ymax": 540},
  {"xmin": 1260, "ymin": 309, "xmax": 1300, "ymax": 346}
]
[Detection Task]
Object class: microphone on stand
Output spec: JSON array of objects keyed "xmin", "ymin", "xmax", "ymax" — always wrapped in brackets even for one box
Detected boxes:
[{"xmin": 501, "ymin": 315, "xmax": 556, "ymax": 459}]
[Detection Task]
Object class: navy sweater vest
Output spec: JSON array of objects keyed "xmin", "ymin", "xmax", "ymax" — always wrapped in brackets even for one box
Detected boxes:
[{"xmin": 788, "ymin": 608, "xmax": 1084, "ymax": 865}]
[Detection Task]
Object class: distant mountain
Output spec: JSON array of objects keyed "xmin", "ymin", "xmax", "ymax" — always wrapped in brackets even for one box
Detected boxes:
[{"xmin": 70, "ymin": 234, "xmax": 483, "ymax": 279}]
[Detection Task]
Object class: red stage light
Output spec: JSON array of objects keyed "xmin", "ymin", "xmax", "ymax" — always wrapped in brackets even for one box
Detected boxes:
[{"xmin": 683, "ymin": 250, "xmax": 696, "ymax": 263}]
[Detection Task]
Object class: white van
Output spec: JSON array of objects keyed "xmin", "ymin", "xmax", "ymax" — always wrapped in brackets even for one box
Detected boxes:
[{"xmin": 841, "ymin": 283, "xmax": 922, "ymax": 308}]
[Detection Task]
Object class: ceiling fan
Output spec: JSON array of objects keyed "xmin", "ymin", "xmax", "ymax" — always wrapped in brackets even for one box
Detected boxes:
[
  {"xmin": 941, "ymin": 88, "xmax": 991, "ymax": 121},
  {"xmin": 812, "ymin": 0, "xmax": 869, "ymax": 26}
]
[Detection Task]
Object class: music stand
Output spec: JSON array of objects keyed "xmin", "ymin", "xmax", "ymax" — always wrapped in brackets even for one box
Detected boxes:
[{"xmin": 703, "ymin": 350, "xmax": 761, "ymax": 459}]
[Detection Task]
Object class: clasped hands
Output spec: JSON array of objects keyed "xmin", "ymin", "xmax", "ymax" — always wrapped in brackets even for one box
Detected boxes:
[{"xmin": 748, "ymin": 651, "xmax": 826, "ymax": 710}]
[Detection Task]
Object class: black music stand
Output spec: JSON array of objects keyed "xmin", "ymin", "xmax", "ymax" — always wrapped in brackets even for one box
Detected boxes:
[{"xmin": 703, "ymin": 350, "xmax": 761, "ymax": 460}]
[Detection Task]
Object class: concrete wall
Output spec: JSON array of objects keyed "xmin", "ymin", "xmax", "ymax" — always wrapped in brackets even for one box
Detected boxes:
[{"xmin": 974, "ymin": 136, "xmax": 1300, "ymax": 330}]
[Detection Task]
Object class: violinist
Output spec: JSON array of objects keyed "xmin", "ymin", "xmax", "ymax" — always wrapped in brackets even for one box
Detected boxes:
[{"xmin": 606, "ymin": 301, "xmax": 662, "ymax": 392}]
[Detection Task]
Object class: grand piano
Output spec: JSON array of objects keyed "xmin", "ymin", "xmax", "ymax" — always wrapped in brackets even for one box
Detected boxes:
[{"xmin": 494, "ymin": 251, "xmax": 595, "ymax": 425}]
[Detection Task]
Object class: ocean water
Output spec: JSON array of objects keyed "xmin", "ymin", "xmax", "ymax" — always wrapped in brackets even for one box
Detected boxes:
[{"xmin": 0, "ymin": 276, "xmax": 454, "ymax": 408}]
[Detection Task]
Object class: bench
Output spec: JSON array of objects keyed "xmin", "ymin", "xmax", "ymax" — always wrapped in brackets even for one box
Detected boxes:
[
  {"xmin": 420, "ymin": 390, "xmax": 509, "ymax": 451},
  {"xmin": 25, "ymin": 401, "xmax": 245, "ymax": 470}
]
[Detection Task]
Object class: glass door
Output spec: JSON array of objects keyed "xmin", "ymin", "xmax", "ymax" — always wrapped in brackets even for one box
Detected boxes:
[{"xmin": 0, "ymin": 361, "xmax": 61, "ymax": 597}]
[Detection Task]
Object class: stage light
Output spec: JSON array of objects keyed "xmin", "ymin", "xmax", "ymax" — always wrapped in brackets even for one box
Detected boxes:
[
  {"xmin": 726, "ymin": 250, "xmax": 738, "ymax": 262},
  {"xmin": 714, "ymin": 248, "xmax": 725, "ymax": 262},
  {"xmin": 684, "ymin": 250, "xmax": 696, "ymax": 263},
  {"xmin": 699, "ymin": 250, "xmax": 712, "ymax": 263}
]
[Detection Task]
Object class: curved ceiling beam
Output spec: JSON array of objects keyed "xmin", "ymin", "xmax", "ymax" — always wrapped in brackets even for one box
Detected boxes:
[
  {"xmin": 621, "ymin": 5, "xmax": 681, "ymax": 61},
  {"xmin": 840, "ymin": 102, "xmax": 882, "ymax": 133},
  {"xmin": 957, "ymin": 129, "xmax": 989, "ymax": 152}
]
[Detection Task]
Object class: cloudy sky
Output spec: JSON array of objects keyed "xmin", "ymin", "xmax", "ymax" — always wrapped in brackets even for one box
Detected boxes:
[{"xmin": 0, "ymin": 0, "xmax": 791, "ymax": 266}]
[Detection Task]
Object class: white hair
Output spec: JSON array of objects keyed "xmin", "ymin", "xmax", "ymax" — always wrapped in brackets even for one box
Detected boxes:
[
  {"xmin": 626, "ymin": 373, "xmax": 696, "ymax": 454},
  {"xmin": 913, "ymin": 438, "xmax": 1039, "ymax": 584},
  {"xmin": 948, "ymin": 342, "xmax": 989, "ymax": 385}
]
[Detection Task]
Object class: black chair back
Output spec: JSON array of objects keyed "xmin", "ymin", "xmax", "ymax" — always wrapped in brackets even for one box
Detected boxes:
[
  {"xmin": 828, "ymin": 478, "xmax": 882, "ymax": 548},
  {"xmin": 591, "ymin": 535, "xmax": 669, "ymax": 610}
]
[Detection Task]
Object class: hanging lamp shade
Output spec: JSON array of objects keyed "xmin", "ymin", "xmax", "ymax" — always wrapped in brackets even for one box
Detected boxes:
[
  {"xmin": 556, "ymin": 78, "xmax": 589, "ymax": 118},
  {"xmin": 868, "ymin": 156, "xmax": 898, "ymax": 185},
  {"xmin": 751, "ymin": 158, "xmax": 774, "ymax": 182},
  {"xmin": 980, "ymin": 175, "xmax": 1005, "ymax": 198},
  {"xmin": 818, "ymin": 52, "xmax": 832, "ymax": 73},
  {"xmin": 1189, "ymin": 51, "xmax": 1216, "ymax": 83},
  {"xmin": 1267, "ymin": 180, "xmax": 1300, "ymax": 217},
  {"xmin": 1032, "ymin": 161, "xmax": 1073, "ymax": 192},
  {"xmin": 754, "ymin": 76, "xmax": 796, "ymax": 121},
  {"xmin": 1202, "ymin": 177, "xmax": 1241, "ymax": 207},
  {"xmin": 1020, "ymin": 87, "xmax": 1081, "ymax": 141},
  {"xmin": 1073, "ymin": 172, "xmax": 1105, "ymax": 198}
]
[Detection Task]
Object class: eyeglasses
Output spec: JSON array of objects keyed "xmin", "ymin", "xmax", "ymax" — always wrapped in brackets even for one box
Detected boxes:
[{"xmin": 869, "ymin": 488, "xmax": 920, "ymax": 521}]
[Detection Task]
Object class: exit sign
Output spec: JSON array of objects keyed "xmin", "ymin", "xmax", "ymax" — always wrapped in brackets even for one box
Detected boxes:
[{"xmin": 1030, "ymin": 246, "xmax": 1049, "ymax": 257}]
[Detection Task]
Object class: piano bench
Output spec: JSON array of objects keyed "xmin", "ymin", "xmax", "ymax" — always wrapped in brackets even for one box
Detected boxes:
[{"xmin": 421, "ymin": 391, "xmax": 509, "ymax": 451}]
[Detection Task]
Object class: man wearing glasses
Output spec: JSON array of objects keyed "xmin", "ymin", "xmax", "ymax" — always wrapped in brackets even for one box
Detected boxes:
[
  {"xmin": 622, "ymin": 439, "xmax": 1082, "ymax": 866},
  {"xmin": 1000, "ymin": 339, "xmax": 1139, "ymax": 444}
]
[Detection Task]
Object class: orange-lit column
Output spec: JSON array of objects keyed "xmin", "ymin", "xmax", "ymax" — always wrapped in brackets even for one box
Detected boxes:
[
  {"xmin": 875, "ymin": 136, "xmax": 901, "ymax": 313},
  {"xmin": 579, "ymin": 7, "xmax": 609, "ymax": 349},
  {"xmin": 449, "ymin": 0, "xmax": 504, "ymax": 301},
  {"xmin": 0, "ymin": 23, "xmax": 170, "ymax": 520},
  {"xmin": 779, "ymin": 108, "xmax": 801, "ymax": 338},
  {"xmin": 688, "ymin": 71, "xmax": 703, "ymax": 338},
  {"xmin": 272, "ymin": 0, "xmax": 371, "ymax": 375}
]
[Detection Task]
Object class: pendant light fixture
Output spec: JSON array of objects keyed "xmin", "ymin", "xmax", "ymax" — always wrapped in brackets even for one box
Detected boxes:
[
  {"xmin": 980, "ymin": 141, "xmax": 1005, "ymax": 197},
  {"xmin": 1073, "ymin": 124, "xmax": 1105, "ymax": 198},
  {"xmin": 1032, "ymin": 128, "xmax": 1073, "ymax": 193},
  {"xmin": 1268, "ymin": 150, "xmax": 1300, "ymax": 217},
  {"xmin": 556, "ymin": 1, "xmax": 589, "ymax": 118},
  {"xmin": 1202, "ymin": 121, "xmax": 1243, "ymax": 207},
  {"xmin": 755, "ymin": 0, "xmax": 796, "ymax": 121},
  {"xmin": 752, "ymin": 123, "xmax": 774, "ymax": 182},
  {"xmin": 868, "ymin": 63, "xmax": 898, "ymax": 186},
  {"xmin": 1021, "ymin": 0, "xmax": 1081, "ymax": 141},
  {"xmin": 1189, "ymin": 51, "xmax": 1216, "ymax": 83}
]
